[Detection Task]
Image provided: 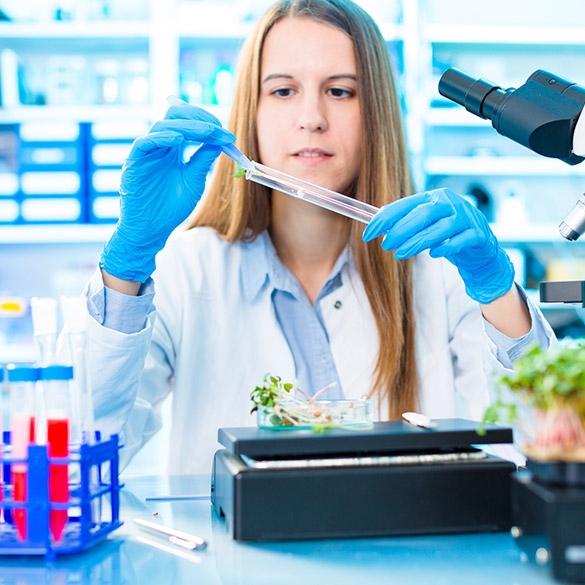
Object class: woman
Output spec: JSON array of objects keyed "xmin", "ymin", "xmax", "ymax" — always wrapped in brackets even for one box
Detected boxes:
[{"xmin": 90, "ymin": 0, "xmax": 555, "ymax": 473}]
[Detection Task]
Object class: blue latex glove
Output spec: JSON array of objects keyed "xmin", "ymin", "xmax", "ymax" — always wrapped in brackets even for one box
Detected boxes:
[
  {"xmin": 100, "ymin": 105, "xmax": 236, "ymax": 283},
  {"xmin": 362, "ymin": 188, "xmax": 515, "ymax": 304}
]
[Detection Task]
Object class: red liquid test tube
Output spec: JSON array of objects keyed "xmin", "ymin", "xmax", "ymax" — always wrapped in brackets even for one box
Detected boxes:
[
  {"xmin": 47, "ymin": 417, "xmax": 69, "ymax": 542},
  {"xmin": 39, "ymin": 365, "xmax": 73, "ymax": 544},
  {"xmin": 6, "ymin": 364, "xmax": 39, "ymax": 541}
]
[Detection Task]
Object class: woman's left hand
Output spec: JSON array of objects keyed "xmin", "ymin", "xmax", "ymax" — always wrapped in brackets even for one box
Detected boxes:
[{"xmin": 362, "ymin": 188, "xmax": 515, "ymax": 304}]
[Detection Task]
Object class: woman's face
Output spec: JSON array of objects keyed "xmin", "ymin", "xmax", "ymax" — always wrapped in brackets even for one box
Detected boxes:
[{"xmin": 256, "ymin": 17, "xmax": 362, "ymax": 194}]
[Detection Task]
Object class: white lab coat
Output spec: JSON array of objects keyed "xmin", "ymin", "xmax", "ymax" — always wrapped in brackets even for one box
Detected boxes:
[{"xmin": 87, "ymin": 227, "xmax": 555, "ymax": 474}]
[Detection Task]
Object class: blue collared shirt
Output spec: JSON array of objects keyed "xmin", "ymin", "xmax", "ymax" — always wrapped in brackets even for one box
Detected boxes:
[{"xmin": 241, "ymin": 232, "xmax": 345, "ymax": 398}]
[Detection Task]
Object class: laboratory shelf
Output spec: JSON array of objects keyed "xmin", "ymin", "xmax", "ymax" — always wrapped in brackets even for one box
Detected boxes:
[
  {"xmin": 0, "ymin": 21, "xmax": 150, "ymax": 40},
  {"xmin": 0, "ymin": 106, "xmax": 154, "ymax": 124},
  {"xmin": 178, "ymin": 22, "xmax": 404, "ymax": 42},
  {"xmin": 423, "ymin": 24, "xmax": 585, "ymax": 45},
  {"xmin": 178, "ymin": 22, "xmax": 255, "ymax": 41},
  {"xmin": 0, "ymin": 224, "xmax": 115, "ymax": 244},
  {"xmin": 424, "ymin": 156, "xmax": 585, "ymax": 177},
  {"xmin": 424, "ymin": 108, "xmax": 493, "ymax": 127}
]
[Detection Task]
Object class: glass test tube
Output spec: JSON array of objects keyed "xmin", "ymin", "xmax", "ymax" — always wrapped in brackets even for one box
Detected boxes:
[
  {"xmin": 246, "ymin": 162, "xmax": 379, "ymax": 224},
  {"xmin": 61, "ymin": 295, "xmax": 102, "ymax": 529},
  {"xmin": 40, "ymin": 365, "xmax": 73, "ymax": 543},
  {"xmin": 6, "ymin": 364, "xmax": 39, "ymax": 541}
]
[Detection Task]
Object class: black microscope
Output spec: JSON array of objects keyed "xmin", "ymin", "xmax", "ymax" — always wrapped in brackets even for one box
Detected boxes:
[
  {"xmin": 439, "ymin": 67, "xmax": 585, "ymax": 303},
  {"xmin": 439, "ymin": 67, "xmax": 585, "ymax": 583}
]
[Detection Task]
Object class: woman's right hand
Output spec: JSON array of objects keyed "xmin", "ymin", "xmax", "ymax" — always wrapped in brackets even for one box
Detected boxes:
[{"xmin": 100, "ymin": 105, "xmax": 235, "ymax": 284}]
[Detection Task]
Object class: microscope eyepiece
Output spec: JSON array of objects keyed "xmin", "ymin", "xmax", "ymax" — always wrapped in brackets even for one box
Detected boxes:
[
  {"xmin": 438, "ymin": 68, "xmax": 508, "ymax": 120},
  {"xmin": 437, "ymin": 69, "xmax": 476, "ymax": 110},
  {"xmin": 438, "ymin": 67, "xmax": 585, "ymax": 163}
]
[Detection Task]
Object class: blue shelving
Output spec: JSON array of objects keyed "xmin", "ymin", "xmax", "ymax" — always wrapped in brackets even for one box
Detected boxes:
[
  {"xmin": 0, "ymin": 121, "xmax": 136, "ymax": 225},
  {"xmin": 0, "ymin": 122, "xmax": 91, "ymax": 224}
]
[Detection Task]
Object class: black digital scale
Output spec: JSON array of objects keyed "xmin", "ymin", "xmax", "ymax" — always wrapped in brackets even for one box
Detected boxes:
[{"xmin": 211, "ymin": 418, "xmax": 515, "ymax": 542}]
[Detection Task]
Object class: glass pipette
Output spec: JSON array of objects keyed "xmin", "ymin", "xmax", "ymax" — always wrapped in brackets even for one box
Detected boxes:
[{"xmin": 244, "ymin": 162, "xmax": 379, "ymax": 224}]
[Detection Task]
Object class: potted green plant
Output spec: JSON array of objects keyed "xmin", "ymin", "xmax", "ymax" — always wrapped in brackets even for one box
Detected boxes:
[{"xmin": 482, "ymin": 342, "xmax": 585, "ymax": 464}]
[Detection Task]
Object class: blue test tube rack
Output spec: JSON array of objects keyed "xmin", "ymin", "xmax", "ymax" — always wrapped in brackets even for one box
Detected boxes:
[{"xmin": 0, "ymin": 432, "xmax": 122, "ymax": 558}]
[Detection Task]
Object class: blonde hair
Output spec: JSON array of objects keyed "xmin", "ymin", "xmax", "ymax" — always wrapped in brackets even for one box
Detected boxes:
[{"xmin": 190, "ymin": 0, "xmax": 418, "ymax": 418}]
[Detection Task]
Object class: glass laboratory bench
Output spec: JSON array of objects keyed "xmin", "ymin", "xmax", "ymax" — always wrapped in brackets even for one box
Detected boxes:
[{"xmin": 0, "ymin": 474, "xmax": 565, "ymax": 585}]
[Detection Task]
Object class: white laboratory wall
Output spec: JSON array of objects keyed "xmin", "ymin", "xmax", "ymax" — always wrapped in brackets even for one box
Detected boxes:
[
  {"xmin": 0, "ymin": 0, "xmax": 149, "ymax": 22},
  {"xmin": 1, "ymin": 0, "xmax": 585, "ymax": 475}
]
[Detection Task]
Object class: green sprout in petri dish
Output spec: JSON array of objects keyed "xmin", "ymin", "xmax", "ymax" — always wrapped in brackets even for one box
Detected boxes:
[{"xmin": 250, "ymin": 373, "xmax": 371, "ymax": 433}]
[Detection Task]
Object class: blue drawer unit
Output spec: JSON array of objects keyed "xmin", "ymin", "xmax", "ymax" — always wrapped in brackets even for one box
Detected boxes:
[
  {"xmin": 0, "ymin": 124, "xmax": 20, "ymax": 224},
  {"xmin": 20, "ymin": 145, "xmax": 79, "ymax": 167},
  {"xmin": 17, "ymin": 121, "xmax": 88, "ymax": 224},
  {"xmin": 88, "ymin": 120, "xmax": 148, "ymax": 223}
]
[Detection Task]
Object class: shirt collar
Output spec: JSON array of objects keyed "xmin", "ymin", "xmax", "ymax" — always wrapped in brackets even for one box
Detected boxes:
[
  {"xmin": 241, "ymin": 231, "xmax": 271, "ymax": 303},
  {"xmin": 240, "ymin": 230, "xmax": 350, "ymax": 303}
]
